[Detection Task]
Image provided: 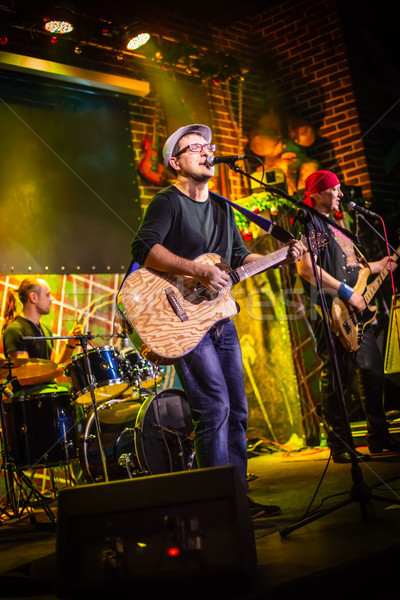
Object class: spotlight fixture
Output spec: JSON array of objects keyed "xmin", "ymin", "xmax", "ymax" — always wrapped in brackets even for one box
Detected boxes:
[
  {"xmin": 43, "ymin": 3, "xmax": 75, "ymax": 35},
  {"xmin": 127, "ymin": 31, "xmax": 150, "ymax": 50},
  {"xmin": 44, "ymin": 19, "xmax": 73, "ymax": 34},
  {"xmin": 121, "ymin": 21, "xmax": 151, "ymax": 51}
]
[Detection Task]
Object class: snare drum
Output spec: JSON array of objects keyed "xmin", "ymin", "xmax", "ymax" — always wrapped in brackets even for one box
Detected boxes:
[
  {"xmin": 80, "ymin": 388, "xmax": 194, "ymax": 483},
  {"xmin": 3, "ymin": 391, "xmax": 78, "ymax": 469},
  {"xmin": 66, "ymin": 346, "xmax": 128, "ymax": 405}
]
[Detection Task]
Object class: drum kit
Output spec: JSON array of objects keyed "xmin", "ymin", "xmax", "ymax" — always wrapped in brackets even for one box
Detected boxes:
[{"xmin": 0, "ymin": 333, "xmax": 195, "ymax": 523}]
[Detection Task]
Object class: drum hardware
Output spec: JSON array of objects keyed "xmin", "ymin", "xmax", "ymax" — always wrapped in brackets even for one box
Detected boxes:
[
  {"xmin": 80, "ymin": 389, "xmax": 195, "ymax": 484},
  {"xmin": 0, "ymin": 361, "xmax": 56, "ymax": 525},
  {"xmin": 117, "ymin": 433, "xmax": 140, "ymax": 479},
  {"xmin": 68, "ymin": 334, "xmax": 110, "ymax": 482},
  {"xmin": 149, "ymin": 421, "xmax": 195, "ymax": 471},
  {"xmin": 121, "ymin": 349, "xmax": 164, "ymax": 395},
  {"xmin": 22, "ymin": 332, "xmax": 111, "ymax": 484},
  {"xmin": 117, "ymin": 451, "xmax": 135, "ymax": 469}
]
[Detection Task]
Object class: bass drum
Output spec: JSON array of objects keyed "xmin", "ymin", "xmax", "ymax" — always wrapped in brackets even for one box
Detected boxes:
[
  {"xmin": 80, "ymin": 388, "xmax": 195, "ymax": 483},
  {"xmin": 3, "ymin": 391, "xmax": 78, "ymax": 469},
  {"xmin": 135, "ymin": 388, "xmax": 195, "ymax": 475}
]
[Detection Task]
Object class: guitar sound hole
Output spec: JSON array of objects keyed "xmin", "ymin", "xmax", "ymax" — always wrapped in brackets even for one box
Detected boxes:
[{"xmin": 193, "ymin": 284, "xmax": 218, "ymax": 301}]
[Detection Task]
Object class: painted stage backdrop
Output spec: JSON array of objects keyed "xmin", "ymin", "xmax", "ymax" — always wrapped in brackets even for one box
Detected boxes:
[{"xmin": 0, "ymin": 260, "xmax": 310, "ymax": 449}]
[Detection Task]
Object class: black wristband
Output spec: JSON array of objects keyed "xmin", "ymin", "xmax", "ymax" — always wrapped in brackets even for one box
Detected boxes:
[{"xmin": 66, "ymin": 344, "xmax": 75, "ymax": 349}]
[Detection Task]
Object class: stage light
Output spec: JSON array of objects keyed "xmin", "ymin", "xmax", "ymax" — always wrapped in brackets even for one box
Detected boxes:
[
  {"xmin": 44, "ymin": 19, "xmax": 73, "ymax": 34},
  {"xmin": 43, "ymin": 3, "xmax": 75, "ymax": 35},
  {"xmin": 121, "ymin": 21, "xmax": 151, "ymax": 51},
  {"xmin": 127, "ymin": 32, "xmax": 150, "ymax": 50}
]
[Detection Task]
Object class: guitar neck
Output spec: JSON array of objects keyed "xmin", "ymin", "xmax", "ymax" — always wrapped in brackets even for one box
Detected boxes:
[
  {"xmin": 231, "ymin": 245, "xmax": 290, "ymax": 283},
  {"xmin": 364, "ymin": 254, "xmax": 398, "ymax": 304}
]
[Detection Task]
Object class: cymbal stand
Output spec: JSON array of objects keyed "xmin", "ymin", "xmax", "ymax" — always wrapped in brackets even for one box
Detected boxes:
[
  {"xmin": 73, "ymin": 334, "xmax": 110, "ymax": 483},
  {"xmin": 0, "ymin": 372, "xmax": 55, "ymax": 525}
]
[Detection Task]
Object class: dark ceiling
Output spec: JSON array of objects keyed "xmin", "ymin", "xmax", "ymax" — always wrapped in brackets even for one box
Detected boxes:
[
  {"xmin": 72, "ymin": 0, "xmax": 273, "ymax": 27},
  {"xmin": 1, "ymin": 0, "xmax": 274, "ymax": 28}
]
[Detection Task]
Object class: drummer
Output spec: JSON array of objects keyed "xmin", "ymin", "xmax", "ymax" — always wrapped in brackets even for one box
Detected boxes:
[{"xmin": 2, "ymin": 277, "xmax": 82, "ymax": 396}]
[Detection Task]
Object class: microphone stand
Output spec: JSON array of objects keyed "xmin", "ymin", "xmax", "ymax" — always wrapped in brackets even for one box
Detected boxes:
[
  {"xmin": 227, "ymin": 166, "xmax": 360, "ymax": 245},
  {"xmin": 77, "ymin": 334, "xmax": 109, "ymax": 483},
  {"xmin": 354, "ymin": 212, "xmax": 400, "ymax": 258},
  {"xmin": 23, "ymin": 333, "xmax": 109, "ymax": 483},
  {"xmin": 227, "ymin": 163, "xmax": 400, "ymax": 535}
]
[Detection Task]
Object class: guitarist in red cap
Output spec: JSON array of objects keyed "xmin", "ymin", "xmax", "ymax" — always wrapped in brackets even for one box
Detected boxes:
[
  {"xmin": 293, "ymin": 170, "xmax": 400, "ymax": 463},
  {"xmin": 131, "ymin": 123, "xmax": 305, "ymax": 518}
]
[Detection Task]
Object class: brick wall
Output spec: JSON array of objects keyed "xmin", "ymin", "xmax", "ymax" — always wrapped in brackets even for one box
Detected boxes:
[
  {"xmin": 126, "ymin": 0, "xmax": 389, "ymax": 218},
  {"xmin": 247, "ymin": 0, "xmax": 374, "ymax": 196},
  {"xmin": 3, "ymin": 0, "xmax": 393, "ymax": 207}
]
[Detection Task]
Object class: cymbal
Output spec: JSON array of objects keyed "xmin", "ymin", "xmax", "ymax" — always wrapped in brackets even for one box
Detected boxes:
[{"xmin": 0, "ymin": 357, "xmax": 58, "ymax": 380}]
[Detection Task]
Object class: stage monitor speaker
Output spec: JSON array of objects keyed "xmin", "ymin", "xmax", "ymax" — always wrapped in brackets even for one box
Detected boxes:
[
  {"xmin": 384, "ymin": 295, "xmax": 400, "ymax": 387},
  {"xmin": 56, "ymin": 466, "xmax": 257, "ymax": 597}
]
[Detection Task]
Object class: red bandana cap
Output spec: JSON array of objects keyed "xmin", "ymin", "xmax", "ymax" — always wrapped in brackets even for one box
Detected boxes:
[{"xmin": 303, "ymin": 170, "xmax": 340, "ymax": 207}]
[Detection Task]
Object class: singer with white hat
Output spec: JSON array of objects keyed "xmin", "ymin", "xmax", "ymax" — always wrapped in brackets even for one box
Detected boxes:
[{"xmin": 131, "ymin": 123, "xmax": 305, "ymax": 518}]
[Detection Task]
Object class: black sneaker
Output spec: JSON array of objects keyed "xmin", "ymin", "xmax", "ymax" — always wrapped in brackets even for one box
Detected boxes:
[{"xmin": 247, "ymin": 497, "xmax": 282, "ymax": 518}]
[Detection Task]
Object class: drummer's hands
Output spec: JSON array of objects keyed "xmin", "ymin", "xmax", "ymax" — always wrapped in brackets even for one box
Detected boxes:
[{"xmin": 67, "ymin": 323, "xmax": 84, "ymax": 350}]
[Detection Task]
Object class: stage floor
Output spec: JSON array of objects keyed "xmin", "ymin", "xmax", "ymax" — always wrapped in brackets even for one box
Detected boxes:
[{"xmin": 0, "ymin": 443, "xmax": 400, "ymax": 599}]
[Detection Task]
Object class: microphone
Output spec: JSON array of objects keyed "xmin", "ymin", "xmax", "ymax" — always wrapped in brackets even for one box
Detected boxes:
[
  {"xmin": 205, "ymin": 154, "xmax": 248, "ymax": 167},
  {"xmin": 347, "ymin": 201, "xmax": 380, "ymax": 218}
]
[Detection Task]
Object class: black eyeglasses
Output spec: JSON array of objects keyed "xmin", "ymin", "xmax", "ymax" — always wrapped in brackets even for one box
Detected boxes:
[{"xmin": 174, "ymin": 143, "xmax": 216, "ymax": 158}]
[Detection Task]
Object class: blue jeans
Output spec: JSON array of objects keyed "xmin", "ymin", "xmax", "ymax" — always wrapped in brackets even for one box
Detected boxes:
[{"xmin": 174, "ymin": 320, "xmax": 249, "ymax": 489}]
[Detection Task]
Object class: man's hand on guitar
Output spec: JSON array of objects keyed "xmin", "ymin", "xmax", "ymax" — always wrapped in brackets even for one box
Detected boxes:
[
  {"xmin": 285, "ymin": 239, "xmax": 307, "ymax": 264},
  {"xmin": 347, "ymin": 291, "xmax": 366, "ymax": 312},
  {"xmin": 371, "ymin": 256, "xmax": 398, "ymax": 275},
  {"xmin": 193, "ymin": 262, "xmax": 232, "ymax": 292}
]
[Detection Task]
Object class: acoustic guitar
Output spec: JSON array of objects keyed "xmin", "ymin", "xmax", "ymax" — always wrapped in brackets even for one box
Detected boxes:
[{"xmin": 117, "ymin": 232, "xmax": 328, "ymax": 365}]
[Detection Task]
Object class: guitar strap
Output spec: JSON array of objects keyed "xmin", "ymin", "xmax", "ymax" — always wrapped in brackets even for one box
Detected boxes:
[
  {"xmin": 354, "ymin": 245, "xmax": 369, "ymax": 268},
  {"xmin": 212, "ymin": 192, "xmax": 294, "ymax": 243},
  {"xmin": 116, "ymin": 191, "xmax": 293, "ymax": 320}
]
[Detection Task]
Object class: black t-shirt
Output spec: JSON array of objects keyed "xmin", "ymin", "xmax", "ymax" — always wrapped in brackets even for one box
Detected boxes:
[
  {"xmin": 292, "ymin": 212, "xmax": 363, "ymax": 308},
  {"xmin": 131, "ymin": 185, "xmax": 251, "ymax": 269},
  {"xmin": 3, "ymin": 316, "xmax": 54, "ymax": 394},
  {"xmin": 3, "ymin": 315, "xmax": 53, "ymax": 360}
]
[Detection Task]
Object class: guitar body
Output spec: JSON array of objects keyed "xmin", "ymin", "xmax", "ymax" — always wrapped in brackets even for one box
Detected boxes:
[
  {"xmin": 331, "ymin": 267, "xmax": 377, "ymax": 351},
  {"xmin": 117, "ymin": 254, "xmax": 239, "ymax": 365},
  {"xmin": 117, "ymin": 231, "xmax": 329, "ymax": 364},
  {"xmin": 138, "ymin": 134, "xmax": 166, "ymax": 185}
]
